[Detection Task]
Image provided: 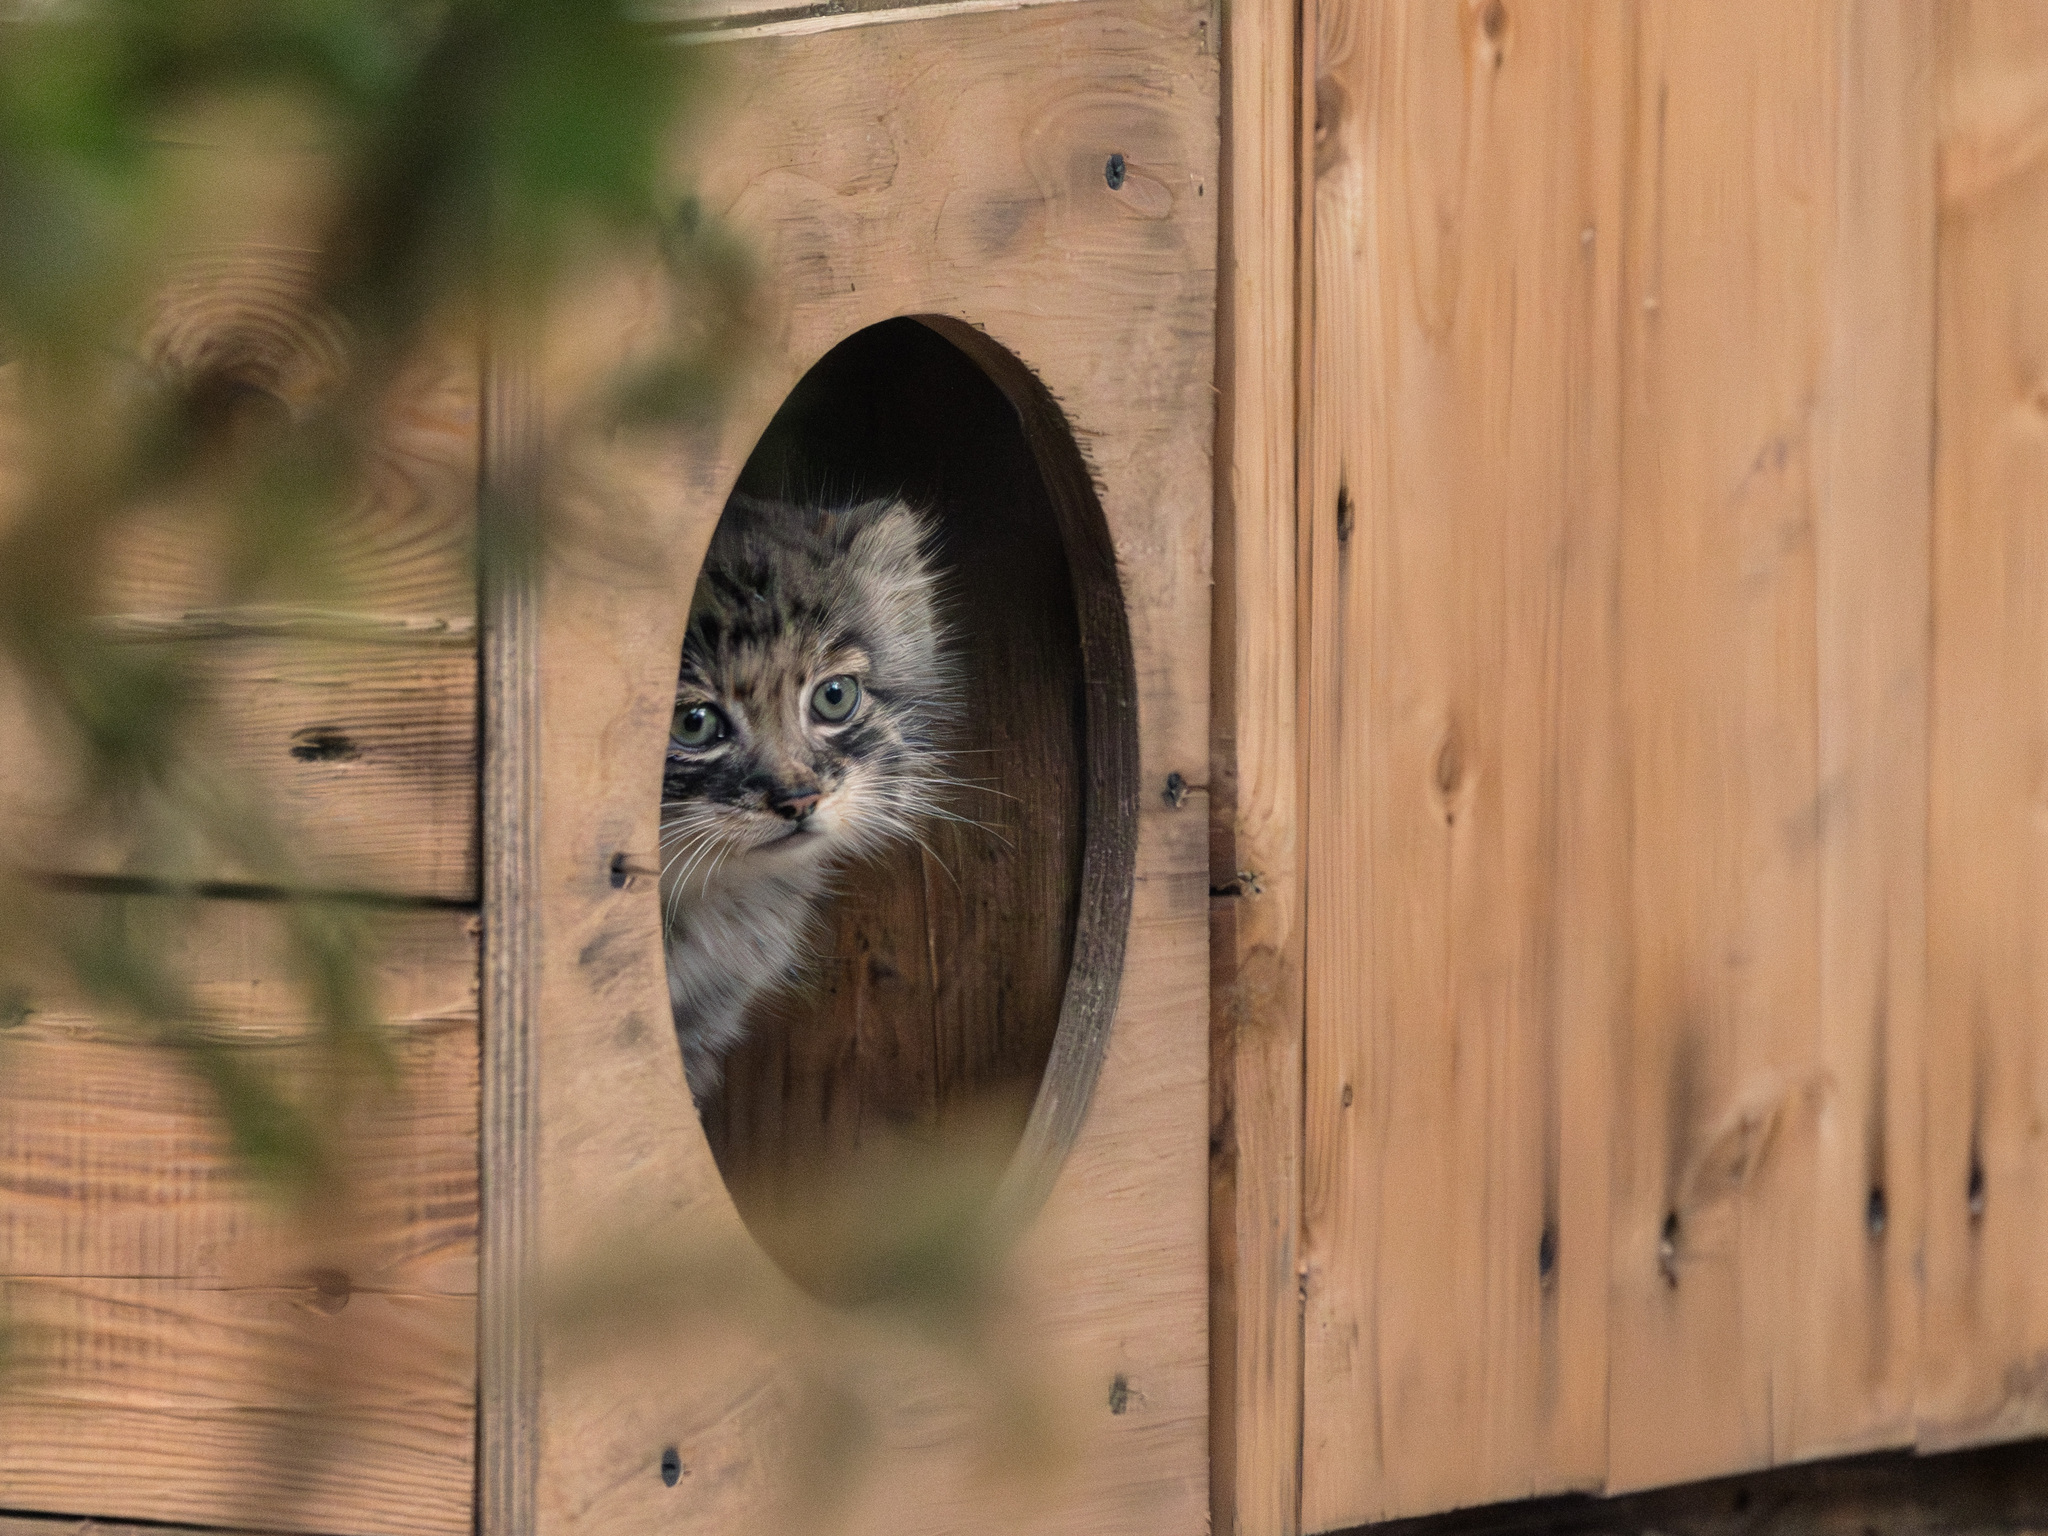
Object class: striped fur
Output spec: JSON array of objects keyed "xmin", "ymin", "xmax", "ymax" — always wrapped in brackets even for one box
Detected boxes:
[{"xmin": 661, "ymin": 494, "xmax": 956, "ymax": 1099}]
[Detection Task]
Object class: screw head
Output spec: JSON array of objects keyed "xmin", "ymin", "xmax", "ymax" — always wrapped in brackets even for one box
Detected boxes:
[
  {"xmin": 1105, "ymin": 153, "xmax": 1127, "ymax": 191},
  {"xmin": 660, "ymin": 1447, "xmax": 682, "ymax": 1486}
]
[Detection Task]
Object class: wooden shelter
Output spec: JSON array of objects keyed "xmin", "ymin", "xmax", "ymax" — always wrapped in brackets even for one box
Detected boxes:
[{"xmin": 1, "ymin": 2, "xmax": 2046, "ymax": 1535}]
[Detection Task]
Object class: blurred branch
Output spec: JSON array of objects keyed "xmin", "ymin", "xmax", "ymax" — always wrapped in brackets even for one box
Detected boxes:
[{"xmin": 0, "ymin": 0, "xmax": 747, "ymax": 1197}]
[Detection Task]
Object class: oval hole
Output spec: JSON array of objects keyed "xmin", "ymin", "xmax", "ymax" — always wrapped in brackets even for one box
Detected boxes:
[{"xmin": 676, "ymin": 317, "xmax": 1137, "ymax": 1290}]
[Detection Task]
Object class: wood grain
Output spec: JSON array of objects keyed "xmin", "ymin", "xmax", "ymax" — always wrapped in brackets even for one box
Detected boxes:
[
  {"xmin": 1208, "ymin": 0, "xmax": 1306, "ymax": 1525},
  {"xmin": 0, "ymin": 902, "xmax": 478, "ymax": 1536},
  {"xmin": 1299, "ymin": 3, "xmax": 1622, "ymax": 1523},
  {"xmin": 506, "ymin": 2, "xmax": 1216, "ymax": 1531},
  {"xmin": 479, "ymin": 353, "xmax": 543, "ymax": 1536},
  {"xmin": 0, "ymin": 634, "xmax": 477, "ymax": 902},
  {"xmin": 1605, "ymin": 2, "xmax": 1934, "ymax": 1492},
  {"xmin": 1921, "ymin": 0, "xmax": 2048, "ymax": 1454},
  {"xmin": 1794, "ymin": 0, "xmax": 1935, "ymax": 1465},
  {"xmin": 0, "ymin": 1280, "xmax": 473, "ymax": 1536},
  {"xmin": 0, "ymin": 251, "xmax": 478, "ymax": 903}
]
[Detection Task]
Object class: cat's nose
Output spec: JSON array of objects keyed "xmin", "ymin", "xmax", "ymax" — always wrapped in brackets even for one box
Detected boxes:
[{"xmin": 771, "ymin": 787, "xmax": 821, "ymax": 822}]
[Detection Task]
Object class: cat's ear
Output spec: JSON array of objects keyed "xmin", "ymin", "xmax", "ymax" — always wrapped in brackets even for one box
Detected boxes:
[{"xmin": 842, "ymin": 498, "xmax": 933, "ymax": 576}]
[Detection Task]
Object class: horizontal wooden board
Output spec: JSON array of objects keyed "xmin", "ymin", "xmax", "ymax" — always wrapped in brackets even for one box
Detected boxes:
[
  {"xmin": 0, "ymin": 907, "xmax": 479, "ymax": 1292},
  {"xmin": 0, "ymin": 250, "xmax": 479, "ymax": 903},
  {"xmin": 0, "ymin": 1278, "xmax": 473, "ymax": 1536},
  {"xmin": 95, "ymin": 336, "xmax": 479, "ymax": 626},
  {"xmin": 0, "ymin": 634, "xmax": 477, "ymax": 902},
  {"xmin": 0, "ymin": 901, "xmax": 478, "ymax": 1536}
]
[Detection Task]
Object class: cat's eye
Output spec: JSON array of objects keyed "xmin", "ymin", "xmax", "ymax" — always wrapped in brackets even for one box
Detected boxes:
[
  {"xmin": 809, "ymin": 674, "xmax": 860, "ymax": 723},
  {"xmin": 673, "ymin": 703, "xmax": 727, "ymax": 749}
]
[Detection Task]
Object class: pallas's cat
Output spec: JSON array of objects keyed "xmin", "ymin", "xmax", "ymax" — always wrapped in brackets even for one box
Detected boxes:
[{"xmin": 661, "ymin": 494, "xmax": 955, "ymax": 1099}]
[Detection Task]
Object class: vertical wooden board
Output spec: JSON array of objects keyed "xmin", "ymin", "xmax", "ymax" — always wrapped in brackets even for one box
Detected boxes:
[
  {"xmin": 516, "ymin": 4, "xmax": 1216, "ymax": 1533},
  {"xmin": 1604, "ymin": 0, "xmax": 1933, "ymax": 1491},
  {"xmin": 1792, "ymin": 0, "xmax": 1935, "ymax": 1465},
  {"xmin": 1605, "ymin": 0, "xmax": 1825, "ymax": 1490},
  {"xmin": 0, "ymin": 903, "xmax": 479, "ymax": 1536},
  {"xmin": 1208, "ymin": 0, "xmax": 1305, "ymax": 1525},
  {"xmin": 1922, "ymin": 0, "xmax": 2048, "ymax": 1453},
  {"xmin": 1299, "ymin": 3, "xmax": 1621, "ymax": 1524}
]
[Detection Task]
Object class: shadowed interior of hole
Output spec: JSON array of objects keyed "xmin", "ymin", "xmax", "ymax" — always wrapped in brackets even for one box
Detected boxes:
[{"xmin": 694, "ymin": 318, "xmax": 1091, "ymax": 1274}]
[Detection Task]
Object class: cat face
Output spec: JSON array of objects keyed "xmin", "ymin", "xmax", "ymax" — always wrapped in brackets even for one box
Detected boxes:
[{"xmin": 661, "ymin": 495, "xmax": 952, "ymax": 889}]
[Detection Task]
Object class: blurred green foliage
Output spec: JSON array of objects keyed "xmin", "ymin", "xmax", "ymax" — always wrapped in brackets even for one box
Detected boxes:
[{"xmin": 0, "ymin": 0, "xmax": 746, "ymax": 1197}]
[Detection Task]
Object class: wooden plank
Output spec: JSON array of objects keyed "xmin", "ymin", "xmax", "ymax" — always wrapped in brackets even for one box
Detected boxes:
[
  {"xmin": 1604, "ymin": 1, "xmax": 1937, "ymax": 1492},
  {"xmin": 655, "ymin": 0, "xmax": 1086, "ymax": 37},
  {"xmin": 0, "ymin": 902, "xmax": 478, "ymax": 1536},
  {"xmin": 1208, "ymin": 0, "xmax": 1305, "ymax": 1524},
  {"xmin": 1604, "ymin": 0, "xmax": 1829, "ymax": 1490},
  {"xmin": 0, "ymin": 1516, "xmax": 285, "ymax": 1535},
  {"xmin": 98, "ymin": 320, "xmax": 478, "ymax": 625},
  {"xmin": 500, "ymin": 2, "xmax": 1217, "ymax": 1530},
  {"xmin": 0, "ymin": 1279, "xmax": 473, "ymax": 1536},
  {"xmin": 0, "ymin": 635, "xmax": 477, "ymax": 902},
  {"xmin": 1299, "ymin": 3, "xmax": 1622, "ymax": 1523},
  {"xmin": 0, "ymin": 257, "xmax": 478, "ymax": 903},
  {"xmin": 478, "ymin": 353, "xmax": 542, "ymax": 1536},
  {"xmin": 0, "ymin": 905, "xmax": 479, "ymax": 1292},
  {"xmin": 1791, "ymin": 0, "xmax": 1936, "ymax": 1465},
  {"xmin": 1921, "ymin": 0, "xmax": 2048, "ymax": 1454}
]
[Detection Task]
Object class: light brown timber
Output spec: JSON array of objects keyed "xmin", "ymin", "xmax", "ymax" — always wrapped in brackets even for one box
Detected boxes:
[
  {"xmin": 1209, "ymin": 0, "xmax": 1306, "ymax": 1525},
  {"xmin": 0, "ymin": 256, "xmax": 479, "ymax": 903},
  {"xmin": 1793, "ymin": 0, "xmax": 1936, "ymax": 1465},
  {"xmin": 0, "ymin": 903, "xmax": 479, "ymax": 1536},
  {"xmin": 1603, "ymin": 2, "xmax": 1935, "ymax": 1492},
  {"xmin": 1299, "ymin": 3, "xmax": 1622, "ymax": 1523},
  {"xmin": 1921, "ymin": 0, "xmax": 2048, "ymax": 1453}
]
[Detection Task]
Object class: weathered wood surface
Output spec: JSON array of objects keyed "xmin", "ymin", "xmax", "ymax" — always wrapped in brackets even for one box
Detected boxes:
[
  {"xmin": 1294, "ymin": 1, "xmax": 1938, "ymax": 1527},
  {"xmin": 1299, "ymin": 3, "xmax": 1623, "ymax": 1522},
  {"xmin": 0, "ymin": 903, "xmax": 479, "ymax": 1536},
  {"xmin": 1922, "ymin": 0, "xmax": 2048, "ymax": 1454},
  {"xmin": 1208, "ymin": 0, "xmax": 1306, "ymax": 1526},
  {"xmin": 1605, "ymin": 0, "xmax": 1934, "ymax": 1494},
  {"xmin": 500, "ymin": 1, "xmax": 1217, "ymax": 1531},
  {"xmin": 0, "ymin": 257, "xmax": 478, "ymax": 903},
  {"xmin": 655, "ymin": 0, "xmax": 1088, "ymax": 37}
]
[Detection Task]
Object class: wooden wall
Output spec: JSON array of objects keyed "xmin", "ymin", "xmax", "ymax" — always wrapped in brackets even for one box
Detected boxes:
[
  {"xmin": 0, "ymin": 250, "xmax": 482, "ymax": 1532},
  {"xmin": 1212, "ymin": 2, "xmax": 2048, "ymax": 1532}
]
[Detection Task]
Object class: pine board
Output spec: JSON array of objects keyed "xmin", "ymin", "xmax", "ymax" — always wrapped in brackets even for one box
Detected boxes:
[
  {"xmin": 1296, "ymin": 2, "xmax": 1937, "ymax": 1524},
  {"xmin": 1299, "ymin": 3, "xmax": 1623, "ymax": 1522},
  {"xmin": 1207, "ymin": 0, "xmax": 1307, "ymax": 1525},
  {"xmin": 1603, "ymin": 0, "xmax": 1933, "ymax": 1492},
  {"xmin": 1921, "ymin": 0, "xmax": 2048, "ymax": 1453},
  {"xmin": 0, "ymin": 903, "xmax": 479, "ymax": 1536},
  {"xmin": 0, "ymin": 256, "xmax": 478, "ymax": 904},
  {"xmin": 0, "ymin": 635, "xmax": 478, "ymax": 902}
]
